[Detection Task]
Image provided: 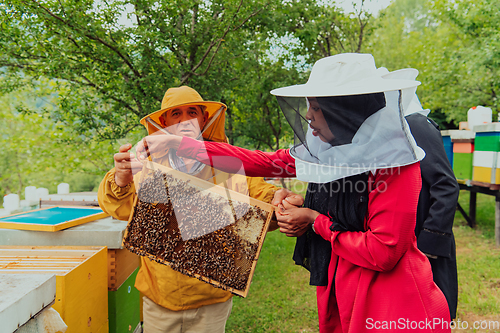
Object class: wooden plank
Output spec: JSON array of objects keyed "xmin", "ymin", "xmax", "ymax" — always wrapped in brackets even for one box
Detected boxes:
[
  {"xmin": 40, "ymin": 200, "xmax": 100, "ymax": 208},
  {"xmin": 470, "ymin": 180, "xmax": 500, "ymax": 190},
  {"xmin": 451, "ymin": 138, "xmax": 475, "ymax": 143},
  {"xmin": 0, "ymin": 262, "xmax": 84, "ymax": 268},
  {"xmin": 0, "ymin": 246, "xmax": 102, "ymax": 258},
  {"xmin": 50, "ymin": 247, "xmax": 108, "ymax": 333},
  {"xmin": 107, "ymin": 250, "xmax": 117, "ymax": 290}
]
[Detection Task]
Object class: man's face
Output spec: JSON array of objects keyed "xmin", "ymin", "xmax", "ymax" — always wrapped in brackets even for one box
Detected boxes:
[{"xmin": 159, "ymin": 105, "xmax": 208, "ymax": 138}]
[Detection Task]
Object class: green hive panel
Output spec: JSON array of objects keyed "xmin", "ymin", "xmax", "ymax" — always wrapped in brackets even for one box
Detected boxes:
[
  {"xmin": 474, "ymin": 133, "xmax": 500, "ymax": 152},
  {"xmin": 453, "ymin": 153, "xmax": 473, "ymax": 180},
  {"xmin": 108, "ymin": 268, "xmax": 141, "ymax": 333}
]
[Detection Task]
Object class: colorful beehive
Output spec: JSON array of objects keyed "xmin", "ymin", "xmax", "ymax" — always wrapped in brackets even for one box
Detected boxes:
[
  {"xmin": 0, "ymin": 206, "xmax": 108, "ymax": 232},
  {"xmin": 451, "ymin": 130, "xmax": 475, "ymax": 180},
  {"xmin": 441, "ymin": 130, "xmax": 475, "ymax": 178},
  {"xmin": 0, "ymin": 217, "xmax": 141, "ymax": 333},
  {"xmin": 440, "ymin": 130, "xmax": 454, "ymax": 167},
  {"xmin": 0, "ymin": 246, "xmax": 108, "ymax": 333},
  {"xmin": 473, "ymin": 123, "xmax": 500, "ymax": 184},
  {"xmin": 474, "ymin": 123, "xmax": 500, "ymax": 151},
  {"xmin": 472, "ymin": 151, "xmax": 500, "ymax": 184},
  {"xmin": 108, "ymin": 268, "xmax": 141, "ymax": 333},
  {"xmin": 107, "ymin": 249, "xmax": 141, "ymax": 333}
]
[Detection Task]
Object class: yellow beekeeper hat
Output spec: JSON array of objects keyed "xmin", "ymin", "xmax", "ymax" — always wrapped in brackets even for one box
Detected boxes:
[{"xmin": 140, "ymin": 86, "xmax": 228, "ymax": 142}]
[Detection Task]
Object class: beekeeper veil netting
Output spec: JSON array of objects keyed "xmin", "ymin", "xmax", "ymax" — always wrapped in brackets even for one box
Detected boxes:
[{"xmin": 271, "ymin": 53, "xmax": 425, "ymax": 183}]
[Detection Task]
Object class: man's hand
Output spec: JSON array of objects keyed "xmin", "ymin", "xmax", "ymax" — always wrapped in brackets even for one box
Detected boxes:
[
  {"xmin": 114, "ymin": 143, "xmax": 142, "ymax": 187},
  {"xmin": 276, "ymin": 206, "xmax": 320, "ymax": 237},
  {"xmin": 135, "ymin": 133, "xmax": 183, "ymax": 161}
]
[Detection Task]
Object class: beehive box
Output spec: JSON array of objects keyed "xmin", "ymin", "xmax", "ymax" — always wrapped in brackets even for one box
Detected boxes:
[
  {"xmin": 472, "ymin": 151, "xmax": 500, "ymax": 184},
  {"xmin": 441, "ymin": 129, "xmax": 475, "ymax": 179},
  {"xmin": 123, "ymin": 161, "xmax": 274, "ymax": 297},
  {"xmin": 0, "ymin": 274, "xmax": 56, "ymax": 333},
  {"xmin": 108, "ymin": 268, "xmax": 141, "ymax": 333},
  {"xmin": 0, "ymin": 246, "xmax": 108, "ymax": 333},
  {"xmin": 441, "ymin": 130, "xmax": 454, "ymax": 167},
  {"xmin": 452, "ymin": 138, "xmax": 474, "ymax": 181},
  {"xmin": 474, "ymin": 123, "xmax": 500, "ymax": 152},
  {"xmin": 453, "ymin": 153, "xmax": 474, "ymax": 180}
]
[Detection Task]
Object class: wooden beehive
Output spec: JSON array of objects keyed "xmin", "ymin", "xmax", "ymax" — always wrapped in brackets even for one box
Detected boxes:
[
  {"xmin": 0, "ymin": 246, "xmax": 108, "ymax": 333},
  {"xmin": 123, "ymin": 161, "xmax": 274, "ymax": 297}
]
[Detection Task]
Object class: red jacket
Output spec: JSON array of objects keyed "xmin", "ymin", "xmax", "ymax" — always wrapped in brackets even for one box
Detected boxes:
[{"xmin": 178, "ymin": 138, "xmax": 451, "ymax": 332}]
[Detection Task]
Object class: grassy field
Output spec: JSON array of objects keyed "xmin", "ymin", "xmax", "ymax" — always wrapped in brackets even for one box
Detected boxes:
[
  {"xmin": 452, "ymin": 191, "xmax": 500, "ymax": 332},
  {"xmin": 226, "ymin": 188, "xmax": 500, "ymax": 333}
]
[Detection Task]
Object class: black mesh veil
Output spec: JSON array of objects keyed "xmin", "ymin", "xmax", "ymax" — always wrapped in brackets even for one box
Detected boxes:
[
  {"xmin": 274, "ymin": 90, "xmax": 423, "ymax": 184},
  {"xmin": 277, "ymin": 93, "xmax": 387, "ymax": 157},
  {"xmin": 276, "ymin": 96, "xmax": 309, "ymax": 150}
]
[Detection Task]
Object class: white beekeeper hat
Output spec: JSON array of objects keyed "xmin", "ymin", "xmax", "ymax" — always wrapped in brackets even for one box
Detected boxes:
[{"xmin": 270, "ymin": 53, "xmax": 425, "ymax": 183}]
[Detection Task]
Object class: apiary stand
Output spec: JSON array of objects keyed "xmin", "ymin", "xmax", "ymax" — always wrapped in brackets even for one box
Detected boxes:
[{"xmin": 457, "ymin": 182, "xmax": 500, "ymax": 246}]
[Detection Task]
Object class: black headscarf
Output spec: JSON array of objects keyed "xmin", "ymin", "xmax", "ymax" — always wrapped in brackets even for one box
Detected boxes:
[{"xmin": 292, "ymin": 92, "xmax": 386, "ymax": 286}]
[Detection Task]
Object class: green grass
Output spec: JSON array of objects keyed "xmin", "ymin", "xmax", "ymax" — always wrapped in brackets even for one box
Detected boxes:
[
  {"xmin": 456, "ymin": 189, "xmax": 497, "ymax": 239},
  {"xmin": 226, "ymin": 230, "xmax": 318, "ymax": 332},
  {"xmin": 454, "ymin": 225, "xmax": 500, "ymax": 316},
  {"xmin": 453, "ymin": 190, "xmax": 500, "ymax": 329},
  {"xmin": 226, "ymin": 187, "xmax": 500, "ymax": 332}
]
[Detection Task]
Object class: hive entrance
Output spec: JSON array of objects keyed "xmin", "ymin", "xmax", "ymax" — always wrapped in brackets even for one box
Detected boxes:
[{"xmin": 123, "ymin": 162, "xmax": 274, "ymax": 297}]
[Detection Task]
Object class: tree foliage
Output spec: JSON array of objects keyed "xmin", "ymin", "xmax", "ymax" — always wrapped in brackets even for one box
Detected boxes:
[
  {"xmin": 0, "ymin": 82, "xmax": 120, "ymax": 198},
  {"xmin": 432, "ymin": 0, "xmax": 500, "ymax": 119},
  {"xmin": 0, "ymin": 0, "xmax": 366, "ymax": 153},
  {"xmin": 365, "ymin": 0, "xmax": 499, "ymax": 127},
  {"xmin": 0, "ymin": 0, "xmax": 278, "ymax": 141},
  {"xmin": 0, "ymin": 0, "xmax": 386, "ymax": 197}
]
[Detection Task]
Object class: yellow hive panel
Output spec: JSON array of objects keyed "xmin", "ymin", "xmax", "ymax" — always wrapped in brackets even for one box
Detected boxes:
[
  {"xmin": 0, "ymin": 246, "xmax": 108, "ymax": 333},
  {"xmin": 472, "ymin": 166, "xmax": 500, "ymax": 184}
]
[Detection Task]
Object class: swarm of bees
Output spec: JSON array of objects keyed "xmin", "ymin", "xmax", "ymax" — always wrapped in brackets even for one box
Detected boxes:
[{"xmin": 123, "ymin": 170, "xmax": 270, "ymax": 294}]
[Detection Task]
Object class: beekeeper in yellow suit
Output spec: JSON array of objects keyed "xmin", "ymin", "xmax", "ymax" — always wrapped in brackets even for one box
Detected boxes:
[{"xmin": 98, "ymin": 86, "xmax": 289, "ymax": 333}]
